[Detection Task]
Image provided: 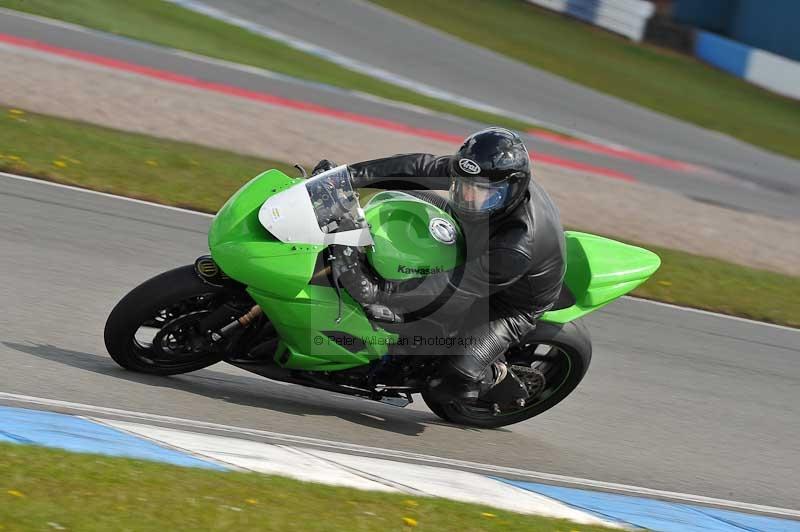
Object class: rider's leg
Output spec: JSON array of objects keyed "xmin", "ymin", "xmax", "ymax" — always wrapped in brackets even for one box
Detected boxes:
[{"xmin": 428, "ymin": 303, "xmax": 543, "ymax": 401}]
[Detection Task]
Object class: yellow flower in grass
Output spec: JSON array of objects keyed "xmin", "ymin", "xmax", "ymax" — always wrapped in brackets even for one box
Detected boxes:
[
  {"xmin": 402, "ymin": 517, "xmax": 418, "ymax": 527},
  {"xmin": 6, "ymin": 490, "xmax": 24, "ymax": 498},
  {"xmin": 53, "ymin": 160, "xmax": 68, "ymax": 168},
  {"xmin": 481, "ymin": 512, "xmax": 496, "ymax": 518},
  {"xmin": 244, "ymin": 498, "xmax": 258, "ymax": 505},
  {"xmin": 7, "ymin": 109, "xmax": 26, "ymax": 122},
  {"xmin": 146, "ymin": 160, "xmax": 159, "ymax": 167}
]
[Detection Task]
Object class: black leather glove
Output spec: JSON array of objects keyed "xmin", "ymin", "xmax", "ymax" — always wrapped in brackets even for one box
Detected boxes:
[
  {"xmin": 330, "ymin": 246, "xmax": 359, "ymax": 286},
  {"xmin": 312, "ymin": 159, "xmax": 337, "ymax": 176},
  {"xmin": 330, "ymin": 246, "xmax": 381, "ymax": 304},
  {"xmin": 330, "ymin": 246, "xmax": 403, "ymax": 323}
]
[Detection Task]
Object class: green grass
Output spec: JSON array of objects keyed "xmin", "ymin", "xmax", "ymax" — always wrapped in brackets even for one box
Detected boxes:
[
  {"xmin": 2, "ymin": 105, "xmax": 797, "ymax": 327},
  {"xmin": 0, "ymin": 0, "xmax": 542, "ymax": 134},
  {"xmin": 369, "ymin": 0, "xmax": 800, "ymax": 160},
  {"xmin": 631, "ymin": 243, "xmax": 800, "ymax": 328},
  {"xmin": 0, "ymin": 107, "xmax": 292, "ymax": 213},
  {"xmin": 0, "ymin": 443, "xmax": 616, "ymax": 532}
]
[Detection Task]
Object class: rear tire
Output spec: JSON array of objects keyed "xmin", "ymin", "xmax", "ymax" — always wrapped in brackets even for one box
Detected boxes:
[
  {"xmin": 104, "ymin": 265, "xmax": 226, "ymax": 375},
  {"xmin": 422, "ymin": 319, "xmax": 592, "ymax": 429}
]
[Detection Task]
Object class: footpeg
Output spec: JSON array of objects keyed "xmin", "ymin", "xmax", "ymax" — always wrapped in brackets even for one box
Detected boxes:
[
  {"xmin": 379, "ymin": 395, "xmax": 411, "ymax": 408},
  {"xmin": 365, "ymin": 304, "xmax": 403, "ymax": 323}
]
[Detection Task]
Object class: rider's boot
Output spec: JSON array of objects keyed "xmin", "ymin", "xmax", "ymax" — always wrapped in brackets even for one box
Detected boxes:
[{"xmin": 428, "ymin": 359, "xmax": 508, "ymax": 403}]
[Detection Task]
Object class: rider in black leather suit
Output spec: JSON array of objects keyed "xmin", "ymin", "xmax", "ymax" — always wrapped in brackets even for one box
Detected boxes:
[{"xmin": 324, "ymin": 127, "xmax": 566, "ymax": 401}]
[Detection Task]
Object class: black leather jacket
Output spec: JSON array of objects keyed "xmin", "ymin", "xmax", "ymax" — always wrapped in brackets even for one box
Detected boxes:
[{"xmin": 348, "ymin": 153, "xmax": 566, "ymax": 320}]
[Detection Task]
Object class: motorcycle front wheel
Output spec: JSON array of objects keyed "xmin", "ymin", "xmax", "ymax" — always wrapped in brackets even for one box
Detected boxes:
[
  {"xmin": 422, "ymin": 319, "xmax": 592, "ymax": 429},
  {"xmin": 104, "ymin": 265, "xmax": 229, "ymax": 375}
]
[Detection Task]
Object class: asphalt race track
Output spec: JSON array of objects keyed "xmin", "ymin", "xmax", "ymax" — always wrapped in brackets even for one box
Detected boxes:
[
  {"xmin": 2, "ymin": 174, "xmax": 798, "ymax": 511},
  {"xmin": 1, "ymin": 8, "xmax": 799, "ymax": 220},
  {"xmin": 201, "ymin": 0, "xmax": 800, "ymax": 198},
  {"xmin": 1, "ymin": 2, "xmax": 799, "ymax": 519}
]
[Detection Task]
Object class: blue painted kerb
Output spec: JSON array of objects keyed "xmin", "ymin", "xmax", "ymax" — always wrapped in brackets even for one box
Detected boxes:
[
  {"xmin": 0, "ymin": 405, "xmax": 225, "ymax": 470},
  {"xmin": 498, "ymin": 478, "xmax": 800, "ymax": 532}
]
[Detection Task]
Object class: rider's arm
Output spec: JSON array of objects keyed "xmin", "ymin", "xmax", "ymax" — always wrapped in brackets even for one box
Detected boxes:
[
  {"xmin": 385, "ymin": 246, "xmax": 531, "ymax": 313},
  {"xmin": 348, "ymin": 153, "xmax": 451, "ymax": 190},
  {"xmin": 335, "ymin": 242, "xmax": 531, "ymax": 317}
]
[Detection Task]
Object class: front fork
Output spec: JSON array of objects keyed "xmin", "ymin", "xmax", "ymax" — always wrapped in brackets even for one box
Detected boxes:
[
  {"xmin": 193, "ymin": 254, "xmax": 263, "ymax": 343},
  {"xmin": 209, "ymin": 305, "xmax": 262, "ymax": 342}
]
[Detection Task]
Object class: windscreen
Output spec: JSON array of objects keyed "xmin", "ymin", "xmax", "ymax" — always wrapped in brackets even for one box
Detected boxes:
[
  {"xmin": 258, "ymin": 165, "xmax": 373, "ymax": 246},
  {"xmin": 305, "ymin": 166, "xmax": 367, "ymax": 233}
]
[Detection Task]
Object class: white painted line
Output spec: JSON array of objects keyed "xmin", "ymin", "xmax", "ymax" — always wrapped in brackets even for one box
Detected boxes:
[
  {"xmin": 622, "ymin": 297, "xmax": 800, "ymax": 333},
  {"xmin": 162, "ymin": 0, "xmax": 514, "ymax": 116},
  {"xmin": 0, "ymin": 172, "xmax": 214, "ymax": 218},
  {"xmin": 0, "ymin": 8, "xmax": 452, "ymax": 123},
  {"xmin": 0, "ymin": 7, "xmax": 108, "ymax": 35},
  {"xmin": 1, "ymin": 392, "xmax": 797, "ymax": 519},
  {"xmin": 0, "ymin": 4, "xmax": 713, "ymax": 157},
  {"xmin": 159, "ymin": 0, "xmax": 634, "ymax": 146},
  {"xmin": 97, "ymin": 418, "xmax": 621, "ymax": 526},
  {"xmin": 350, "ymin": 0, "xmax": 641, "ymax": 146},
  {"xmin": 3, "ymin": 170, "xmax": 796, "ymax": 332}
]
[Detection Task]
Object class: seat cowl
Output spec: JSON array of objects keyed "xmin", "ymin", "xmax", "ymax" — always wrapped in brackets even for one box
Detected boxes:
[{"xmin": 542, "ymin": 232, "xmax": 660, "ymax": 323}]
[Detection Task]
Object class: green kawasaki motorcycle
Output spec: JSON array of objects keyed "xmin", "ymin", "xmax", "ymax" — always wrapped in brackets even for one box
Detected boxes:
[{"xmin": 105, "ymin": 166, "xmax": 660, "ymax": 428}]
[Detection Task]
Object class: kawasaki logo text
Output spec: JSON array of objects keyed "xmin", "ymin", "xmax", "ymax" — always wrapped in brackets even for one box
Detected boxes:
[{"xmin": 397, "ymin": 265, "xmax": 444, "ymax": 275}]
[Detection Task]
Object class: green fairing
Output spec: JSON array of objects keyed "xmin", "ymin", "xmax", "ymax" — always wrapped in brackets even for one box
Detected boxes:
[
  {"xmin": 208, "ymin": 170, "xmax": 320, "ymax": 298},
  {"xmin": 252, "ymin": 285, "xmax": 396, "ymax": 371},
  {"xmin": 209, "ymin": 170, "xmax": 659, "ymax": 371},
  {"xmin": 541, "ymin": 232, "xmax": 661, "ymax": 323},
  {"xmin": 209, "ymin": 171, "xmax": 396, "ymax": 371},
  {"xmin": 364, "ymin": 191, "xmax": 464, "ymax": 280}
]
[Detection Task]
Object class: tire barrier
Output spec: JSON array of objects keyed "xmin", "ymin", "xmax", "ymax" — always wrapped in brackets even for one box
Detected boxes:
[
  {"xmin": 525, "ymin": 0, "xmax": 655, "ymax": 41},
  {"xmin": 695, "ymin": 30, "xmax": 800, "ymax": 100}
]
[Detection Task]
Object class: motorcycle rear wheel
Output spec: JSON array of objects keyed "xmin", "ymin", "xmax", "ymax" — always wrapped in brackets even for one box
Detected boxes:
[
  {"xmin": 422, "ymin": 319, "xmax": 591, "ymax": 429},
  {"xmin": 104, "ymin": 265, "xmax": 227, "ymax": 375}
]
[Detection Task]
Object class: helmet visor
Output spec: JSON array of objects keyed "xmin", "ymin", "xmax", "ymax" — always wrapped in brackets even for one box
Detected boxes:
[{"xmin": 449, "ymin": 176, "xmax": 510, "ymax": 214}]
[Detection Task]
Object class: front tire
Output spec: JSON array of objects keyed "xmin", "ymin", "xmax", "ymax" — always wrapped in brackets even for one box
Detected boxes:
[
  {"xmin": 104, "ymin": 265, "xmax": 227, "ymax": 375},
  {"xmin": 423, "ymin": 319, "xmax": 592, "ymax": 429}
]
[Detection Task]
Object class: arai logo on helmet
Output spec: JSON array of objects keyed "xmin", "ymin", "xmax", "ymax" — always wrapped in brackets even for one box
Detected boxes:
[
  {"xmin": 458, "ymin": 158, "xmax": 481, "ymax": 175},
  {"xmin": 429, "ymin": 217, "xmax": 457, "ymax": 245}
]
